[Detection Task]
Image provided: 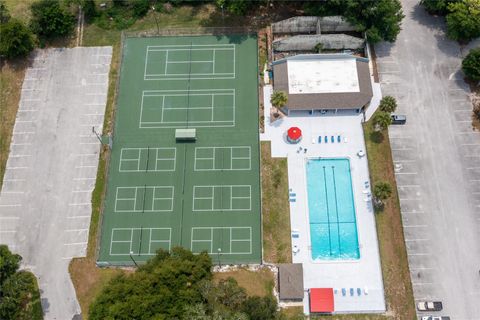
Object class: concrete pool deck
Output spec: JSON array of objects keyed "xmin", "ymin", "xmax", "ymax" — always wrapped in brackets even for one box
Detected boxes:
[{"xmin": 261, "ymin": 85, "xmax": 385, "ymax": 314}]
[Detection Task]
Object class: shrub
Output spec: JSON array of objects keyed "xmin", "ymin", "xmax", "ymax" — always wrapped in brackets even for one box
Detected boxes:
[
  {"xmin": 0, "ymin": 19, "xmax": 34, "ymax": 59},
  {"xmin": 0, "ymin": 0, "xmax": 10, "ymax": 24},
  {"xmin": 420, "ymin": 0, "xmax": 456, "ymax": 15},
  {"xmin": 462, "ymin": 48, "xmax": 480, "ymax": 82},
  {"xmin": 373, "ymin": 182, "xmax": 393, "ymax": 201},
  {"xmin": 30, "ymin": 0, "xmax": 76, "ymax": 39},
  {"xmin": 132, "ymin": 0, "xmax": 150, "ymax": 18}
]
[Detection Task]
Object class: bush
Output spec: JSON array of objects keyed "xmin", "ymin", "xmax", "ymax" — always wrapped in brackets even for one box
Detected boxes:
[
  {"xmin": 82, "ymin": 0, "xmax": 97, "ymax": 21},
  {"xmin": 462, "ymin": 48, "xmax": 480, "ymax": 82},
  {"xmin": 30, "ymin": 0, "xmax": 76, "ymax": 39},
  {"xmin": 0, "ymin": 0, "xmax": 10, "ymax": 24},
  {"xmin": 379, "ymin": 96, "xmax": 397, "ymax": 113},
  {"xmin": 0, "ymin": 19, "xmax": 34, "ymax": 59},
  {"xmin": 132, "ymin": 0, "xmax": 150, "ymax": 18},
  {"xmin": 446, "ymin": 0, "xmax": 480, "ymax": 42}
]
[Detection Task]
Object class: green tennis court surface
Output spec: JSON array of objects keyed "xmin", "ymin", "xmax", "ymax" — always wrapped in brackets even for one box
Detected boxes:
[{"xmin": 97, "ymin": 35, "xmax": 261, "ymax": 265}]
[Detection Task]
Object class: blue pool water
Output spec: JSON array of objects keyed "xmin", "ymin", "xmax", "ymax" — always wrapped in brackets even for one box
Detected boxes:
[{"xmin": 306, "ymin": 158, "xmax": 360, "ymax": 260}]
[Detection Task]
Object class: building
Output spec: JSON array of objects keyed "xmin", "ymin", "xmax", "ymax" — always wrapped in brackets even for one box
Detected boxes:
[
  {"xmin": 278, "ymin": 263, "xmax": 304, "ymax": 301},
  {"xmin": 272, "ymin": 54, "xmax": 373, "ymax": 115}
]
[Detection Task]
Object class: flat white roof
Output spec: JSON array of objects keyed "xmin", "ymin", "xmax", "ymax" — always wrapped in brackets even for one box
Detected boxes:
[{"xmin": 287, "ymin": 58, "xmax": 360, "ymax": 94}]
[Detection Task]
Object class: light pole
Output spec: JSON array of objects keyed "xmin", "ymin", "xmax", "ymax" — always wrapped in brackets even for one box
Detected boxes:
[
  {"xmin": 217, "ymin": 248, "xmax": 222, "ymax": 267},
  {"xmin": 129, "ymin": 251, "xmax": 139, "ymax": 267}
]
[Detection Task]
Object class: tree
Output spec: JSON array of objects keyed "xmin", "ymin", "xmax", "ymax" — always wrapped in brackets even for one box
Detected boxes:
[
  {"xmin": 462, "ymin": 48, "xmax": 480, "ymax": 82},
  {"xmin": 344, "ymin": 0, "xmax": 405, "ymax": 43},
  {"xmin": 0, "ymin": 245, "xmax": 21, "ymax": 285},
  {"xmin": 373, "ymin": 182, "xmax": 393, "ymax": 201},
  {"xmin": 30, "ymin": 0, "xmax": 76, "ymax": 39},
  {"xmin": 132, "ymin": 0, "xmax": 150, "ymax": 18},
  {"xmin": 446, "ymin": 0, "xmax": 480, "ymax": 42},
  {"xmin": 82, "ymin": 0, "xmax": 97, "ymax": 21},
  {"xmin": 241, "ymin": 295, "xmax": 278, "ymax": 320},
  {"xmin": 379, "ymin": 95, "xmax": 397, "ymax": 113},
  {"xmin": 215, "ymin": 0, "xmax": 254, "ymax": 15},
  {"xmin": 0, "ymin": 19, "xmax": 34, "ymax": 59},
  {"xmin": 420, "ymin": 0, "xmax": 457, "ymax": 15},
  {"xmin": 270, "ymin": 90, "xmax": 288, "ymax": 109},
  {"xmin": 0, "ymin": 0, "xmax": 10, "ymax": 24},
  {"xmin": 89, "ymin": 247, "xmax": 213, "ymax": 320},
  {"xmin": 372, "ymin": 111, "xmax": 392, "ymax": 131},
  {"xmin": 0, "ymin": 246, "xmax": 42, "ymax": 320}
]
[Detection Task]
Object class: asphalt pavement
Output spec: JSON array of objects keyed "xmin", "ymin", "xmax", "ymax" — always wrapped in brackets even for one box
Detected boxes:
[
  {"xmin": 375, "ymin": 1, "xmax": 480, "ymax": 319},
  {"xmin": 0, "ymin": 47, "xmax": 112, "ymax": 320}
]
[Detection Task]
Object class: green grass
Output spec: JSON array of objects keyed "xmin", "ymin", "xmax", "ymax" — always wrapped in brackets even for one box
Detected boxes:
[
  {"xmin": 363, "ymin": 121, "xmax": 415, "ymax": 320},
  {"xmin": 260, "ymin": 141, "xmax": 292, "ymax": 263}
]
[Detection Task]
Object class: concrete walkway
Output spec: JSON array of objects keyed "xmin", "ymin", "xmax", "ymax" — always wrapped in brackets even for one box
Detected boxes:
[{"xmin": 262, "ymin": 86, "xmax": 385, "ymax": 314}]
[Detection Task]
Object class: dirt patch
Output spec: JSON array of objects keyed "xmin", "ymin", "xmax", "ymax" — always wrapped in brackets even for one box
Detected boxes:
[{"xmin": 214, "ymin": 267, "xmax": 275, "ymax": 297}]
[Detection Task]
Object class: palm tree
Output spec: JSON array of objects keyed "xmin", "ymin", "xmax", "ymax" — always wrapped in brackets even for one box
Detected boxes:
[
  {"xmin": 372, "ymin": 111, "xmax": 392, "ymax": 131},
  {"xmin": 373, "ymin": 182, "xmax": 393, "ymax": 210},
  {"xmin": 379, "ymin": 96, "xmax": 397, "ymax": 113},
  {"xmin": 270, "ymin": 90, "xmax": 288, "ymax": 109}
]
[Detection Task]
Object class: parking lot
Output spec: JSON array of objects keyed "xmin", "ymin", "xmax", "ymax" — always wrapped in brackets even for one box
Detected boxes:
[
  {"xmin": 375, "ymin": 1, "xmax": 480, "ymax": 319},
  {"xmin": 0, "ymin": 47, "xmax": 112, "ymax": 319}
]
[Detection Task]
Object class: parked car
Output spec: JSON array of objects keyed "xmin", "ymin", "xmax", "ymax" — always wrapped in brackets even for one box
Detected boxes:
[
  {"xmin": 421, "ymin": 316, "xmax": 450, "ymax": 320},
  {"xmin": 417, "ymin": 301, "xmax": 443, "ymax": 311},
  {"xmin": 391, "ymin": 114, "xmax": 407, "ymax": 124}
]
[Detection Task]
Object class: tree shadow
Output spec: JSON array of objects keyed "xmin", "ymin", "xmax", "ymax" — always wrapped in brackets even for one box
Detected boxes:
[{"xmin": 369, "ymin": 130, "xmax": 385, "ymax": 144}]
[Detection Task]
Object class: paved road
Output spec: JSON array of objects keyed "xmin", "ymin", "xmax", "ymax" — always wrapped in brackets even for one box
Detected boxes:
[
  {"xmin": 375, "ymin": 1, "xmax": 480, "ymax": 319},
  {"xmin": 0, "ymin": 47, "xmax": 112, "ymax": 319}
]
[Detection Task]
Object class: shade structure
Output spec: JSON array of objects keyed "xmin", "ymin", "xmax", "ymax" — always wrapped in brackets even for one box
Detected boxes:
[
  {"xmin": 309, "ymin": 288, "xmax": 334, "ymax": 313},
  {"xmin": 287, "ymin": 127, "xmax": 302, "ymax": 143}
]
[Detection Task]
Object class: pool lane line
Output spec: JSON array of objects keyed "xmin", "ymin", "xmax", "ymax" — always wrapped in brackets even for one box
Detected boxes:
[
  {"xmin": 322, "ymin": 166, "xmax": 333, "ymax": 256},
  {"xmin": 331, "ymin": 165, "xmax": 342, "ymax": 256}
]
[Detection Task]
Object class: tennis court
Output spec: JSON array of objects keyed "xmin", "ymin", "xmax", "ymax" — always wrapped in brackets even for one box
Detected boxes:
[{"xmin": 98, "ymin": 35, "xmax": 261, "ymax": 265}]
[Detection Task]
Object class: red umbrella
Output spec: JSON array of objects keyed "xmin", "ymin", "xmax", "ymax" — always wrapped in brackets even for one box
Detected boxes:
[{"xmin": 287, "ymin": 127, "xmax": 302, "ymax": 143}]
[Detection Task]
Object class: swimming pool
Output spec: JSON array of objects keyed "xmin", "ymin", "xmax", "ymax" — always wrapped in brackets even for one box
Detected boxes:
[{"xmin": 306, "ymin": 158, "xmax": 360, "ymax": 260}]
